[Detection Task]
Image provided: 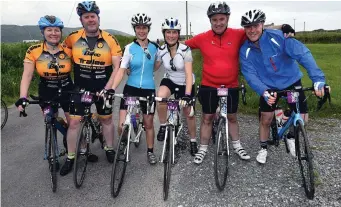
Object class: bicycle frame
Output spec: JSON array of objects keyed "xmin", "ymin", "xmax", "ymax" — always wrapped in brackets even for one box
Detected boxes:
[
  {"xmin": 114, "ymin": 94, "xmax": 146, "ymax": 162},
  {"xmin": 160, "ymin": 100, "xmax": 182, "ymax": 164},
  {"xmin": 217, "ymin": 95, "xmax": 229, "ymax": 156},
  {"xmin": 276, "ymin": 93, "xmax": 305, "ymax": 140}
]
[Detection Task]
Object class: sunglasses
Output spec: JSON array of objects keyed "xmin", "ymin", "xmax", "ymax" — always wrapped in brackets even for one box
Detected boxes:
[
  {"xmin": 144, "ymin": 48, "xmax": 151, "ymax": 60},
  {"xmin": 170, "ymin": 58, "xmax": 177, "ymax": 71}
]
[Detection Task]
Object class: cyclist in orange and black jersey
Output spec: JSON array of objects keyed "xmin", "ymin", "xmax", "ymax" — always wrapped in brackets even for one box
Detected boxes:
[
  {"xmin": 16, "ymin": 15, "xmax": 74, "ymax": 170},
  {"xmin": 63, "ymin": 28, "xmax": 122, "ymax": 91},
  {"xmin": 59, "ymin": 1, "xmax": 122, "ymax": 176}
]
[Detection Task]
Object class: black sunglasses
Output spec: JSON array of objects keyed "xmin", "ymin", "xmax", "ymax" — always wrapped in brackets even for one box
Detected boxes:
[{"xmin": 170, "ymin": 58, "xmax": 177, "ymax": 71}]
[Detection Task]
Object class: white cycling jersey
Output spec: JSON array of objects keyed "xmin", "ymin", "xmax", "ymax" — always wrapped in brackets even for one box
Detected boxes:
[{"xmin": 157, "ymin": 43, "xmax": 195, "ymax": 86}]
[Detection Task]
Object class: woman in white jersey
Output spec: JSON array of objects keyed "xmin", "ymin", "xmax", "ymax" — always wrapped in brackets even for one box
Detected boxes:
[{"xmin": 154, "ymin": 17, "xmax": 198, "ymax": 156}]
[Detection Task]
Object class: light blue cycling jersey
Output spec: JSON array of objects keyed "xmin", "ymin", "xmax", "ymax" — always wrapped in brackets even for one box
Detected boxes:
[{"xmin": 120, "ymin": 39, "xmax": 158, "ymax": 89}]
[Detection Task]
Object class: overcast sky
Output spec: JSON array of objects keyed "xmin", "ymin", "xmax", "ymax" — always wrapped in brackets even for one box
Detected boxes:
[{"xmin": 1, "ymin": 1, "xmax": 341, "ymax": 40}]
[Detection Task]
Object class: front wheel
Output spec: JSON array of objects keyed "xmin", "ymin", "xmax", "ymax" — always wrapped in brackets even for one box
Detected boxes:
[
  {"xmin": 295, "ymin": 120, "xmax": 315, "ymax": 199},
  {"xmin": 163, "ymin": 126, "xmax": 173, "ymax": 201},
  {"xmin": 214, "ymin": 117, "xmax": 229, "ymax": 191},
  {"xmin": 46, "ymin": 124, "xmax": 57, "ymax": 192},
  {"xmin": 73, "ymin": 121, "xmax": 90, "ymax": 188},
  {"xmin": 111, "ymin": 125, "xmax": 129, "ymax": 197}
]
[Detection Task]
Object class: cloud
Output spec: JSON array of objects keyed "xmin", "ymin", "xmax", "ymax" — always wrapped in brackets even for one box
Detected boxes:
[{"xmin": 1, "ymin": 1, "xmax": 340, "ymax": 40}]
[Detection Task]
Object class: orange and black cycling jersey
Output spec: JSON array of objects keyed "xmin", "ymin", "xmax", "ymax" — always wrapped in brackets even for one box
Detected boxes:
[
  {"xmin": 63, "ymin": 28, "xmax": 122, "ymax": 91},
  {"xmin": 24, "ymin": 42, "xmax": 73, "ymax": 88}
]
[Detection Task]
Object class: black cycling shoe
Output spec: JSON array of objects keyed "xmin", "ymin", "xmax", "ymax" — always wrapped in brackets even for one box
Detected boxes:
[
  {"xmin": 87, "ymin": 153, "xmax": 98, "ymax": 162},
  {"xmin": 60, "ymin": 158, "xmax": 74, "ymax": 176},
  {"xmin": 190, "ymin": 141, "xmax": 198, "ymax": 156},
  {"xmin": 157, "ymin": 126, "xmax": 166, "ymax": 141},
  {"xmin": 105, "ymin": 150, "xmax": 116, "ymax": 163}
]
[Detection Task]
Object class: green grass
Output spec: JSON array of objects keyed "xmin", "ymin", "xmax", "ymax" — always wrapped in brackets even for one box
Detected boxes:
[{"xmin": 192, "ymin": 44, "xmax": 341, "ymax": 119}]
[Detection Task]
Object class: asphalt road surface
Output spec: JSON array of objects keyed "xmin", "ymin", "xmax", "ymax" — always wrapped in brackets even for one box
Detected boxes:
[{"xmin": 2, "ymin": 68, "xmax": 341, "ymax": 207}]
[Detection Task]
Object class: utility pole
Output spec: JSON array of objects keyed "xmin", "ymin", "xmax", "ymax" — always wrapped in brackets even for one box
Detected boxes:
[
  {"xmin": 304, "ymin": 21, "xmax": 305, "ymax": 32},
  {"xmin": 294, "ymin": 18, "xmax": 296, "ymax": 30},
  {"xmin": 186, "ymin": 1, "xmax": 188, "ymax": 40},
  {"xmin": 190, "ymin": 22, "xmax": 192, "ymax": 37}
]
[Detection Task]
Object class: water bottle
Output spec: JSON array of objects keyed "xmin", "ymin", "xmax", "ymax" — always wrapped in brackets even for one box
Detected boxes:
[{"xmin": 131, "ymin": 114, "xmax": 137, "ymax": 129}]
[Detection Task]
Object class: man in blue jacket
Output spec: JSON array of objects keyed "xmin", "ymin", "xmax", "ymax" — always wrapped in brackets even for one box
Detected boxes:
[{"xmin": 239, "ymin": 9, "xmax": 329, "ymax": 164}]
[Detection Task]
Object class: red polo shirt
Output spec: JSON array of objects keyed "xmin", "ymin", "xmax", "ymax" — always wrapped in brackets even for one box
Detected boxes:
[{"xmin": 185, "ymin": 28, "xmax": 246, "ymax": 88}]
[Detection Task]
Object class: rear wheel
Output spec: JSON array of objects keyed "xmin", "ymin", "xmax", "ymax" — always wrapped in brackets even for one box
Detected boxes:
[
  {"xmin": 1, "ymin": 99, "xmax": 8, "ymax": 129},
  {"xmin": 73, "ymin": 121, "xmax": 90, "ymax": 188},
  {"xmin": 163, "ymin": 126, "xmax": 173, "ymax": 201},
  {"xmin": 111, "ymin": 125, "xmax": 129, "ymax": 197},
  {"xmin": 295, "ymin": 121, "xmax": 315, "ymax": 199},
  {"xmin": 214, "ymin": 117, "xmax": 229, "ymax": 191}
]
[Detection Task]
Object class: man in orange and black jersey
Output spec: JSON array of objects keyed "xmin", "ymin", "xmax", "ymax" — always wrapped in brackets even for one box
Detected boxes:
[{"xmin": 59, "ymin": 1, "xmax": 122, "ymax": 176}]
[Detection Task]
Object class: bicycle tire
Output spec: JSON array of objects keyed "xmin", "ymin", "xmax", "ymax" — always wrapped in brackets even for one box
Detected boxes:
[
  {"xmin": 295, "ymin": 120, "xmax": 315, "ymax": 199},
  {"xmin": 47, "ymin": 124, "xmax": 57, "ymax": 192},
  {"xmin": 73, "ymin": 121, "xmax": 90, "ymax": 188},
  {"xmin": 214, "ymin": 117, "xmax": 229, "ymax": 191},
  {"xmin": 163, "ymin": 126, "xmax": 173, "ymax": 201},
  {"xmin": 1, "ymin": 99, "xmax": 8, "ymax": 129},
  {"xmin": 111, "ymin": 125, "xmax": 129, "ymax": 197}
]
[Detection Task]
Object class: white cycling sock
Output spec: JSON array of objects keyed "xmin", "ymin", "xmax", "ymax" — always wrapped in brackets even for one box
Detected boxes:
[
  {"xmin": 199, "ymin": 144, "xmax": 208, "ymax": 152},
  {"xmin": 190, "ymin": 138, "xmax": 197, "ymax": 142},
  {"xmin": 232, "ymin": 140, "xmax": 242, "ymax": 149}
]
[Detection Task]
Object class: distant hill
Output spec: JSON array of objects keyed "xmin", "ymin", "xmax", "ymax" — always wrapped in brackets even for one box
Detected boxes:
[{"xmin": 1, "ymin": 25, "xmax": 133, "ymax": 43}]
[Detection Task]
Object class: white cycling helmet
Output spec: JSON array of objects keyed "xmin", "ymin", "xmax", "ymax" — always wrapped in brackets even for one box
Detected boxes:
[
  {"xmin": 161, "ymin": 17, "xmax": 181, "ymax": 32},
  {"xmin": 131, "ymin": 13, "xmax": 152, "ymax": 27},
  {"xmin": 241, "ymin": 9, "xmax": 266, "ymax": 27}
]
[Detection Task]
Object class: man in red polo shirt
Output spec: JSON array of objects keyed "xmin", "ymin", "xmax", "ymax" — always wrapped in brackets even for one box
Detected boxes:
[
  {"xmin": 185, "ymin": 2, "xmax": 295, "ymax": 164},
  {"xmin": 185, "ymin": 2, "xmax": 250, "ymax": 164}
]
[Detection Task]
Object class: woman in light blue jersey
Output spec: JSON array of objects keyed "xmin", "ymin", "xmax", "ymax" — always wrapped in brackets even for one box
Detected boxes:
[{"xmin": 110, "ymin": 13, "xmax": 159, "ymax": 164}]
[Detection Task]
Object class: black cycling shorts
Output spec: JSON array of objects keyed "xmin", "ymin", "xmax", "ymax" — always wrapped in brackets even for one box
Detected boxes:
[
  {"xmin": 38, "ymin": 82, "xmax": 73, "ymax": 113},
  {"xmin": 159, "ymin": 78, "xmax": 195, "ymax": 98},
  {"xmin": 119, "ymin": 84, "xmax": 155, "ymax": 115},
  {"xmin": 198, "ymin": 85, "xmax": 239, "ymax": 114}
]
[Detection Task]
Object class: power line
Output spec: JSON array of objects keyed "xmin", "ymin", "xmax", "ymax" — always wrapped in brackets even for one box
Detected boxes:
[{"xmin": 66, "ymin": 1, "xmax": 77, "ymax": 27}]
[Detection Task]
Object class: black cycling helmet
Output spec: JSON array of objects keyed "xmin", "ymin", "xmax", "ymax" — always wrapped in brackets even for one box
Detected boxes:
[
  {"xmin": 76, "ymin": 1, "xmax": 100, "ymax": 16},
  {"xmin": 207, "ymin": 1, "xmax": 230, "ymax": 18}
]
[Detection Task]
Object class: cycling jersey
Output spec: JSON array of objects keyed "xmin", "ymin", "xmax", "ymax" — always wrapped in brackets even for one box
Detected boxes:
[
  {"xmin": 157, "ymin": 43, "xmax": 195, "ymax": 86},
  {"xmin": 63, "ymin": 28, "xmax": 122, "ymax": 91},
  {"xmin": 239, "ymin": 29, "xmax": 325, "ymax": 96},
  {"xmin": 24, "ymin": 42, "xmax": 73, "ymax": 88},
  {"xmin": 120, "ymin": 39, "xmax": 158, "ymax": 89},
  {"xmin": 185, "ymin": 28, "xmax": 246, "ymax": 88}
]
